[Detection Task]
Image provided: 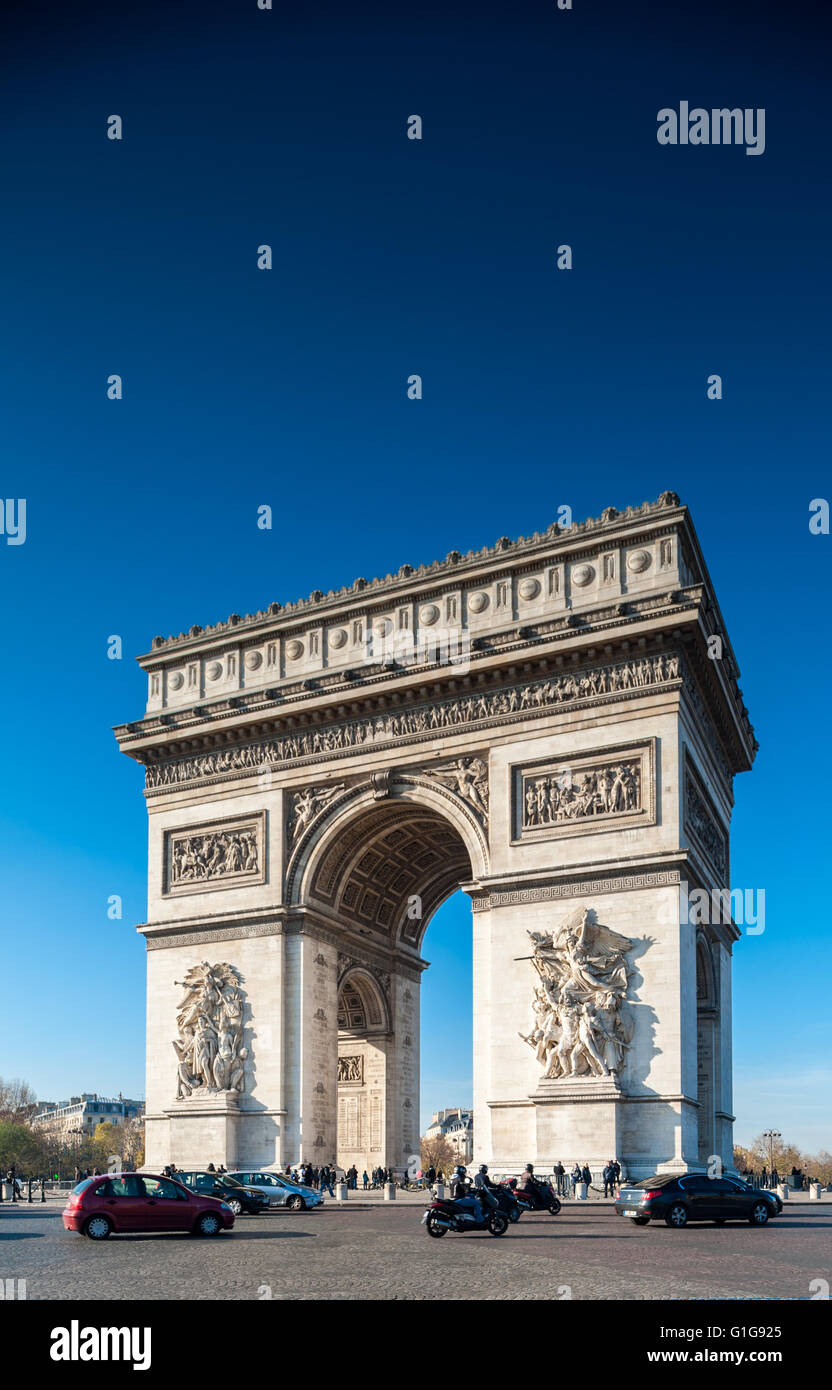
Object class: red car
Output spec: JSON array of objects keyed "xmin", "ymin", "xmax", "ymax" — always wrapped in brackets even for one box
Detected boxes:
[{"xmin": 62, "ymin": 1172, "xmax": 235, "ymax": 1241}]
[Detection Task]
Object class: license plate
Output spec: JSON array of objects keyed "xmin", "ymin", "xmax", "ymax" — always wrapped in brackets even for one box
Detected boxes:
[{"xmin": 624, "ymin": 1208, "xmax": 639, "ymax": 1216}]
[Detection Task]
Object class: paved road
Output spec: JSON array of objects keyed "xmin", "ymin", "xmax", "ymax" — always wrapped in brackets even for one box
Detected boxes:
[{"xmin": 1, "ymin": 1203, "xmax": 829, "ymax": 1301}]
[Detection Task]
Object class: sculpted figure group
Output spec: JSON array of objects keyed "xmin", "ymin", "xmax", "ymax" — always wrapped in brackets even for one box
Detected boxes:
[
  {"xmin": 173, "ymin": 962, "xmax": 248, "ymax": 1098},
  {"xmin": 170, "ymin": 829, "xmax": 258, "ymax": 883},
  {"xmin": 524, "ymin": 761, "xmax": 640, "ymax": 827},
  {"xmin": 521, "ymin": 907, "xmax": 635, "ymax": 1080}
]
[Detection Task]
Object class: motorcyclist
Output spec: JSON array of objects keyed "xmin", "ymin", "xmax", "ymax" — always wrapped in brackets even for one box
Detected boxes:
[
  {"xmin": 449, "ymin": 1164, "xmax": 482, "ymax": 1219},
  {"xmin": 450, "ymin": 1165, "xmax": 469, "ymax": 1200},
  {"xmin": 473, "ymin": 1163, "xmax": 499, "ymax": 1211},
  {"xmin": 516, "ymin": 1163, "xmax": 536, "ymax": 1192}
]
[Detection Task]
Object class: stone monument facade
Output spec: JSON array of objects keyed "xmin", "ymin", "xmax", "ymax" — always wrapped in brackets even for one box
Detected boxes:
[{"xmin": 115, "ymin": 493, "xmax": 756, "ymax": 1177}]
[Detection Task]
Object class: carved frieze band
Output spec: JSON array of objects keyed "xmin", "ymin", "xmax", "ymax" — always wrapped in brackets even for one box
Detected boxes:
[
  {"xmin": 146, "ymin": 920, "xmax": 283, "ymax": 950},
  {"xmin": 513, "ymin": 740, "xmax": 655, "ymax": 842},
  {"xmin": 163, "ymin": 812, "xmax": 266, "ymax": 897},
  {"xmin": 144, "ymin": 650, "xmax": 682, "ymax": 792},
  {"xmin": 471, "ymin": 868, "xmax": 682, "ymax": 913}
]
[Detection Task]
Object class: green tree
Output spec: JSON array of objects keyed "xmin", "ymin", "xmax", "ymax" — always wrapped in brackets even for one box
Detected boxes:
[{"xmin": 0, "ymin": 1121, "xmax": 42, "ymax": 1173}]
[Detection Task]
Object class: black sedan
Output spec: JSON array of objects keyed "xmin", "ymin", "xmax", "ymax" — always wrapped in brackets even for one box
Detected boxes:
[
  {"xmin": 615, "ymin": 1174, "xmax": 782, "ymax": 1228},
  {"xmin": 175, "ymin": 1171, "xmax": 268, "ymax": 1216}
]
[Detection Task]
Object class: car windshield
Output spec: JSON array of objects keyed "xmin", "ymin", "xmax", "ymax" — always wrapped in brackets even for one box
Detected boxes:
[
  {"xmin": 72, "ymin": 1179, "xmax": 94, "ymax": 1195},
  {"xmin": 222, "ymin": 1177, "xmax": 245, "ymax": 1190}
]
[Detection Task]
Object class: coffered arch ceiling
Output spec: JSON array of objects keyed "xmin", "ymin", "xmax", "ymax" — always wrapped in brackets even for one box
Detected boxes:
[
  {"xmin": 337, "ymin": 969, "xmax": 389, "ymax": 1034},
  {"xmin": 305, "ymin": 800, "xmax": 472, "ymax": 950}
]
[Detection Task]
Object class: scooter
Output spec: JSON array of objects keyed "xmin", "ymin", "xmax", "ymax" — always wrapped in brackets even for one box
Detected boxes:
[
  {"xmin": 422, "ymin": 1191, "xmax": 509, "ymax": 1237},
  {"xmin": 489, "ymin": 1182, "xmax": 522, "ymax": 1223},
  {"xmin": 501, "ymin": 1177, "xmax": 561, "ymax": 1216}
]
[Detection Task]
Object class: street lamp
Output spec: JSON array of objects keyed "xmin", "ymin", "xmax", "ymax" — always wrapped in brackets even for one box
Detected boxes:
[{"xmin": 762, "ymin": 1130, "xmax": 781, "ymax": 1186}]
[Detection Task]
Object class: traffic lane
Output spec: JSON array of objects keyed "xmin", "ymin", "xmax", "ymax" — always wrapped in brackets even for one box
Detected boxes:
[{"xmin": 0, "ymin": 1203, "xmax": 827, "ymax": 1301}]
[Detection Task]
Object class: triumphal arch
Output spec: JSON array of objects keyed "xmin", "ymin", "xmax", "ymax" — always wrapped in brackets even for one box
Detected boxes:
[{"xmin": 115, "ymin": 492, "xmax": 756, "ymax": 1178}]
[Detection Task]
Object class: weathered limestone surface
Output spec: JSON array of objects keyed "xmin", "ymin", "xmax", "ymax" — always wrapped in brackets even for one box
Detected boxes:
[{"xmin": 116, "ymin": 494, "xmax": 756, "ymax": 1177}]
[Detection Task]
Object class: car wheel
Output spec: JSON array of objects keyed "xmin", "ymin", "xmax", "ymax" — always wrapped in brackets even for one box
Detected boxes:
[
  {"xmin": 227, "ymin": 1199, "xmax": 243, "ymax": 1216},
  {"xmin": 287, "ymin": 1195, "xmax": 304, "ymax": 1210},
  {"xmin": 84, "ymin": 1214, "xmax": 112, "ymax": 1241},
  {"xmin": 548, "ymin": 1199, "xmax": 562, "ymax": 1216},
  {"xmin": 749, "ymin": 1202, "xmax": 770, "ymax": 1226},
  {"xmin": 195, "ymin": 1211, "xmax": 222, "ymax": 1236},
  {"xmin": 426, "ymin": 1215, "xmax": 447, "ymax": 1237},
  {"xmin": 665, "ymin": 1202, "xmax": 688, "ymax": 1228},
  {"xmin": 488, "ymin": 1213, "xmax": 508, "ymax": 1236},
  {"xmin": 630, "ymin": 1216, "xmax": 650, "ymax": 1226}
]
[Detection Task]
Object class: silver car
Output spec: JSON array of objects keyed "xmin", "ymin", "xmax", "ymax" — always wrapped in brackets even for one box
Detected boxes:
[{"xmin": 226, "ymin": 1171, "xmax": 323, "ymax": 1210}]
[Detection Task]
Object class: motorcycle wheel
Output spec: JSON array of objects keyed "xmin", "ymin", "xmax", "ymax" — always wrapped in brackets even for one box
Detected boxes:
[
  {"xmin": 487, "ymin": 1213, "xmax": 509, "ymax": 1236},
  {"xmin": 548, "ymin": 1198, "xmax": 562, "ymax": 1215},
  {"xmin": 426, "ymin": 1215, "xmax": 447, "ymax": 1238}
]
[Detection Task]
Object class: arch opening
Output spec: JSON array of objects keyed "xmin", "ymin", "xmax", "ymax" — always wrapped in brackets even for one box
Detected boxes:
[{"xmin": 296, "ymin": 788, "xmax": 479, "ymax": 1177}]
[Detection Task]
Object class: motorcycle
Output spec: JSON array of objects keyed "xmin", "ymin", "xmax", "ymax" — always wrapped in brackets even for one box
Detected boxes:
[
  {"xmin": 422, "ymin": 1191, "xmax": 509, "ymax": 1237},
  {"xmin": 489, "ymin": 1182, "xmax": 522, "ymax": 1223},
  {"xmin": 502, "ymin": 1177, "xmax": 562, "ymax": 1216}
]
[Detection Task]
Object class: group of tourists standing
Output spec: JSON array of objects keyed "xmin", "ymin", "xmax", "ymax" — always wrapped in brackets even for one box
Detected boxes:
[
  {"xmin": 547, "ymin": 1160, "xmax": 622, "ymax": 1196},
  {"xmin": 289, "ymin": 1162, "xmax": 396, "ymax": 1192}
]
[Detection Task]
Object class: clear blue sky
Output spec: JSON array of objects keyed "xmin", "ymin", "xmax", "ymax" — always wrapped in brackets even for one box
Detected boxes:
[{"xmin": 0, "ymin": 0, "xmax": 829, "ymax": 1150}]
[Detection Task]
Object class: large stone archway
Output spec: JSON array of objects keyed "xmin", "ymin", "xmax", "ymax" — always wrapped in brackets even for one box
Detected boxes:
[{"xmin": 116, "ymin": 493, "xmax": 756, "ymax": 1178}]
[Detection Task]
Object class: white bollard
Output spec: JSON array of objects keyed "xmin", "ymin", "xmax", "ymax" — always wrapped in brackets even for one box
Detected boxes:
[
  {"xmin": 777, "ymin": 1183, "xmax": 789, "ymax": 1200},
  {"xmin": 434, "ymin": 1181, "xmax": 445, "ymax": 1201},
  {"xmin": 809, "ymin": 1182, "xmax": 821, "ymax": 1200},
  {"xmin": 383, "ymin": 1181, "xmax": 396, "ymax": 1201},
  {"xmin": 576, "ymin": 1182, "xmax": 588, "ymax": 1201},
  {"xmin": 335, "ymin": 1181, "xmax": 348, "ymax": 1201}
]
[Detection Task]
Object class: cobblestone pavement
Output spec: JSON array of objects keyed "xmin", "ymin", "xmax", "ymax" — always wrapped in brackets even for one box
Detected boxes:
[{"xmin": 1, "ymin": 1203, "xmax": 829, "ymax": 1301}]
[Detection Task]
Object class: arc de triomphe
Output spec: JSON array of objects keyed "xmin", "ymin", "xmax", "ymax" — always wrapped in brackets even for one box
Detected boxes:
[{"xmin": 115, "ymin": 492, "xmax": 756, "ymax": 1178}]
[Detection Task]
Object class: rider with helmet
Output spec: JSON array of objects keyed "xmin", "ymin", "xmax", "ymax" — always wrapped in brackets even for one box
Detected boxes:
[
  {"xmin": 473, "ymin": 1163, "xmax": 499, "ymax": 1211},
  {"xmin": 517, "ymin": 1163, "xmax": 536, "ymax": 1192}
]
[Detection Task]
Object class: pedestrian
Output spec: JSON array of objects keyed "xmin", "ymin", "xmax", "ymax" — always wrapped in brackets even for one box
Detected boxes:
[
  {"xmin": 362, "ymin": 1170, "xmax": 369, "ymax": 1190},
  {"xmin": 554, "ymin": 1160, "xmax": 566, "ymax": 1196},
  {"xmin": 207, "ymin": 1163, "xmax": 216, "ymax": 1172},
  {"xmin": 581, "ymin": 1162, "xmax": 592, "ymax": 1188},
  {"xmin": 602, "ymin": 1160, "xmax": 615, "ymax": 1198},
  {"xmin": 319, "ymin": 1165, "xmax": 335, "ymax": 1198},
  {"xmin": 571, "ymin": 1163, "xmax": 581, "ymax": 1194}
]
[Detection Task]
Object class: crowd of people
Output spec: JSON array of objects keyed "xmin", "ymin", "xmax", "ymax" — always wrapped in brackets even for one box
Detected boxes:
[
  {"xmin": 287, "ymin": 1162, "xmax": 397, "ymax": 1192},
  {"xmin": 740, "ymin": 1164, "xmax": 824, "ymax": 1192}
]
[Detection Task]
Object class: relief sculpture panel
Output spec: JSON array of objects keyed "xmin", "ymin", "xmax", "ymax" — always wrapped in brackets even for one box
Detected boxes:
[
  {"xmin": 513, "ymin": 740, "xmax": 655, "ymax": 841},
  {"xmin": 164, "ymin": 813, "xmax": 266, "ymax": 896}
]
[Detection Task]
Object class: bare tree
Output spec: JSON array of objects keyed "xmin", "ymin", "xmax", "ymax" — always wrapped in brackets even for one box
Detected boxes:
[
  {"xmin": 420, "ymin": 1134, "xmax": 457, "ymax": 1176},
  {"xmin": 0, "ymin": 1077, "xmax": 37, "ymax": 1121}
]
